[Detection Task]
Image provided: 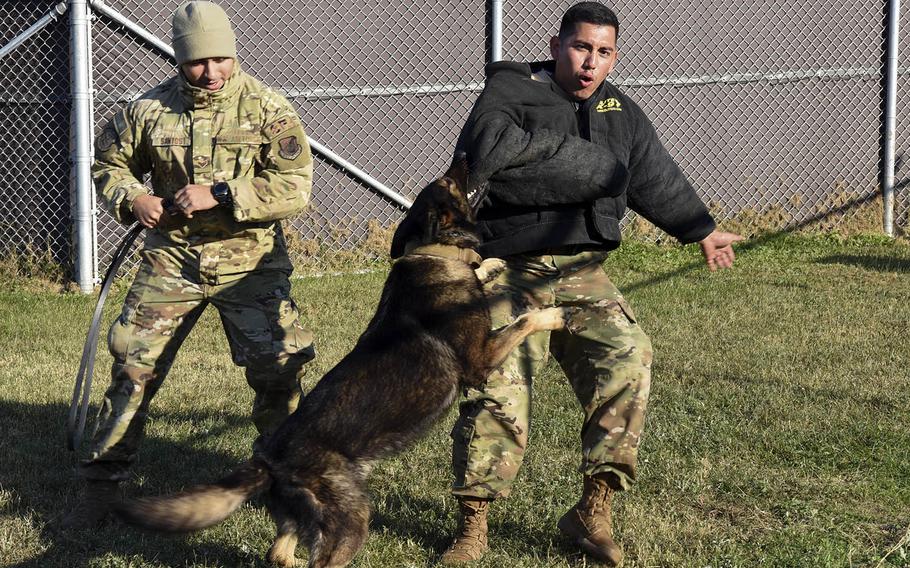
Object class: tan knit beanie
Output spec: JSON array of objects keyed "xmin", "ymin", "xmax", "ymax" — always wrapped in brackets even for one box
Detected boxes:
[{"xmin": 171, "ymin": 1, "xmax": 237, "ymax": 65}]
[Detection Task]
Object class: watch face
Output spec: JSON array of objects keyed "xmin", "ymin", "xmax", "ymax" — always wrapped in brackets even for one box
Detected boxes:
[{"xmin": 212, "ymin": 182, "xmax": 231, "ymax": 204}]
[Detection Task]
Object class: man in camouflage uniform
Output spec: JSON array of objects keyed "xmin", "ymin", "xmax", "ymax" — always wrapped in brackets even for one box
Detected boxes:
[
  {"xmin": 440, "ymin": 3, "xmax": 743, "ymax": 565},
  {"xmin": 63, "ymin": 1, "xmax": 316, "ymax": 529}
]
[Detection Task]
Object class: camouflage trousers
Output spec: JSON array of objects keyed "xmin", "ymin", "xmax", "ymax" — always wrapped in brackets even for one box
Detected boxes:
[
  {"xmin": 80, "ymin": 244, "xmax": 315, "ymax": 481},
  {"xmin": 451, "ymin": 251, "xmax": 652, "ymax": 499}
]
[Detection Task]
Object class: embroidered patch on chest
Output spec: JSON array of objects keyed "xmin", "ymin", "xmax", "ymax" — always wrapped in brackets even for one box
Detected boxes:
[
  {"xmin": 150, "ymin": 130, "xmax": 191, "ymax": 146},
  {"xmin": 215, "ymin": 130, "xmax": 261, "ymax": 144},
  {"xmin": 596, "ymin": 98, "xmax": 622, "ymax": 112}
]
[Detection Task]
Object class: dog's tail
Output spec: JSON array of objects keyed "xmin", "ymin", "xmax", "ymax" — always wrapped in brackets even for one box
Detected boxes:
[{"xmin": 115, "ymin": 459, "xmax": 271, "ymax": 533}]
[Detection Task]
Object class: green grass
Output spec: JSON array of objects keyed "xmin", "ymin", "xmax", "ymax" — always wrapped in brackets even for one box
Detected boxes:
[{"xmin": 1, "ymin": 234, "xmax": 909, "ymax": 567}]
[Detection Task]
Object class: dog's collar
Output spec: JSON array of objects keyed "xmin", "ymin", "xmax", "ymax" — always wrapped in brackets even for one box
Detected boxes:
[{"xmin": 404, "ymin": 243, "xmax": 483, "ymax": 268}]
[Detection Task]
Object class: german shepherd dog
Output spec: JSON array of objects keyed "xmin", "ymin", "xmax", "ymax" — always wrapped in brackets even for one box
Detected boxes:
[{"xmin": 115, "ymin": 157, "xmax": 570, "ymax": 567}]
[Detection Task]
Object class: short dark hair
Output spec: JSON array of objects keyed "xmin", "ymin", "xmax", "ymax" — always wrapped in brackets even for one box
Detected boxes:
[{"xmin": 558, "ymin": 2, "xmax": 619, "ymax": 40}]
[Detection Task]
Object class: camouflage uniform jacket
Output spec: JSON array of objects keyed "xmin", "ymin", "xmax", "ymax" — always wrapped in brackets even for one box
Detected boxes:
[{"xmin": 93, "ymin": 66, "xmax": 313, "ymax": 278}]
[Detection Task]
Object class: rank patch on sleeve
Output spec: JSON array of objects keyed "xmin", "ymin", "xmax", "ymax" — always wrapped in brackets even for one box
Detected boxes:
[
  {"xmin": 278, "ymin": 135, "xmax": 302, "ymax": 160},
  {"xmin": 265, "ymin": 117, "xmax": 297, "ymax": 138}
]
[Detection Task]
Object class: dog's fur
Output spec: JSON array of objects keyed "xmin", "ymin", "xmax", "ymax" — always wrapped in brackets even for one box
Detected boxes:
[{"xmin": 115, "ymin": 158, "xmax": 568, "ymax": 568}]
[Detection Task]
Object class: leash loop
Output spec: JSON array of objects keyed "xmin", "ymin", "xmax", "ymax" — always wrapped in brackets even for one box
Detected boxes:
[
  {"xmin": 67, "ymin": 223, "xmax": 143, "ymax": 451},
  {"xmin": 67, "ymin": 198, "xmax": 179, "ymax": 451}
]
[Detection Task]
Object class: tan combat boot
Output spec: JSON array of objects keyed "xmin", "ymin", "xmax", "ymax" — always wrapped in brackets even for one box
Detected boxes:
[
  {"xmin": 557, "ymin": 474, "xmax": 623, "ymax": 566},
  {"xmin": 60, "ymin": 479, "xmax": 122, "ymax": 530},
  {"xmin": 439, "ymin": 497, "xmax": 490, "ymax": 565}
]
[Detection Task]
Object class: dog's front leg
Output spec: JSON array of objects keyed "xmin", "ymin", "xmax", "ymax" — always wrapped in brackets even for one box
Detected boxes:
[
  {"xmin": 474, "ymin": 258, "xmax": 507, "ymax": 284},
  {"xmin": 479, "ymin": 307, "xmax": 573, "ymax": 376}
]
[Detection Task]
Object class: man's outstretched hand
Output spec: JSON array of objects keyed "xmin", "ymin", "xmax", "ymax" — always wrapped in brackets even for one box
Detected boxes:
[{"xmin": 698, "ymin": 230, "xmax": 744, "ymax": 271}]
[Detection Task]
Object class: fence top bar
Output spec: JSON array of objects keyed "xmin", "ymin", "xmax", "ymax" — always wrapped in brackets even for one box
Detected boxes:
[
  {"xmin": 0, "ymin": 1, "xmax": 68, "ymax": 62},
  {"xmin": 615, "ymin": 65, "xmax": 893, "ymax": 88},
  {"xmin": 308, "ymin": 138, "xmax": 412, "ymax": 209},
  {"xmin": 90, "ymin": 0, "xmax": 176, "ymax": 60}
]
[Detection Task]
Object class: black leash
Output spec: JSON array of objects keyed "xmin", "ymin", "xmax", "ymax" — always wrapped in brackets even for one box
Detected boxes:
[{"xmin": 67, "ymin": 199, "xmax": 179, "ymax": 452}]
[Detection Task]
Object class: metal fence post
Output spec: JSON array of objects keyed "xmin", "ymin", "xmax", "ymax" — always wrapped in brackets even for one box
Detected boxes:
[
  {"xmin": 70, "ymin": 0, "xmax": 96, "ymax": 292},
  {"xmin": 883, "ymin": 0, "xmax": 900, "ymax": 237},
  {"xmin": 489, "ymin": 0, "xmax": 503, "ymax": 62}
]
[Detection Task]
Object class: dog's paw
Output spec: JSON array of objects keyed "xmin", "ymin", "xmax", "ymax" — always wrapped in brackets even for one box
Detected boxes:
[
  {"xmin": 525, "ymin": 306, "xmax": 586, "ymax": 332},
  {"xmin": 475, "ymin": 258, "xmax": 507, "ymax": 283},
  {"xmin": 523, "ymin": 306, "xmax": 567, "ymax": 331},
  {"xmin": 267, "ymin": 536, "xmax": 298, "ymax": 568}
]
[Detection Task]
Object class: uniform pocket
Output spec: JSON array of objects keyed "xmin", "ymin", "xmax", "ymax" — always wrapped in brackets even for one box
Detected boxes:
[
  {"xmin": 150, "ymin": 130, "xmax": 190, "ymax": 178},
  {"xmin": 450, "ymin": 420, "xmax": 477, "ymax": 479},
  {"xmin": 590, "ymin": 197, "xmax": 626, "ymax": 242},
  {"xmin": 617, "ymin": 298, "xmax": 637, "ymax": 323},
  {"xmin": 107, "ymin": 304, "xmax": 137, "ymax": 361},
  {"xmin": 272, "ymin": 297, "xmax": 315, "ymax": 359},
  {"xmin": 214, "ymin": 129, "xmax": 264, "ymax": 178}
]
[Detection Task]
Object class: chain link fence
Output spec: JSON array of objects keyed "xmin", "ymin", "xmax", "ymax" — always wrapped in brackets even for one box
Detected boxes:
[
  {"xmin": 89, "ymin": 0, "xmax": 487, "ymax": 277},
  {"xmin": 0, "ymin": 0, "xmax": 905, "ymax": 285},
  {"xmin": 505, "ymin": 0, "xmax": 892, "ymax": 236},
  {"xmin": 896, "ymin": 1, "xmax": 910, "ymax": 231},
  {"xmin": 0, "ymin": 1, "xmax": 71, "ymax": 272}
]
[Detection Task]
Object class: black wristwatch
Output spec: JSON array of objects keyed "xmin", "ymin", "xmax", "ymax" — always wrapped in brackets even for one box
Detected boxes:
[{"xmin": 211, "ymin": 181, "xmax": 232, "ymax": 207}]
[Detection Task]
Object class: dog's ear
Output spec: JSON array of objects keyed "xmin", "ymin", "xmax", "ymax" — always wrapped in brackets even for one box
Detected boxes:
[
  {"xmin": 390, "ymin": 214, "xmax": 413, "ymax": 259},
  {"xmin": 425, "ymin": 208, "xmax": 440, "ymax": 241},
  {"xmin": 390, "ymin": 189, "xmax": 437, "ymax": 259},
  {"xmin": 444, "ymin": 151, "xmax": 469, "ymax": 192},
  {"xmin": 390, "ymin": 200, "xmax": 423, "ymax": 258},
  {"xmin": 391, "ymin": 161, "xmax": 469, "ymax": 259}
]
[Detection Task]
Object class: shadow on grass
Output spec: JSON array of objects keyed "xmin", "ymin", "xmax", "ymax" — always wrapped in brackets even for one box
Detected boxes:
[
  {"xmin": 370, "ymin": 494, "xmax": 585, "ymax": 564},
  {"xmin": 2, "ymin": 400, "xmax": 508, "ymax": 567},
  {"xmin": 816, "ymin": 254, "xmax": 910, "ymax": 272},
  {"xmin": 370, "ymin": 492, "xmax": 451, "ymax": 552},
  {"xmin": 369, "ymin": 482, "xmax": 592, "ymax": 562},
  {"xmin": 620, "ymin": 189, "xmax": 897, "ymax": 294},
  {"xmin": 0, "ymin": 399, "xmax": 269, "ymax": 568},
  {"xmin": 496, "ymin": 515, "xmax": 582, "ymax": 560}
]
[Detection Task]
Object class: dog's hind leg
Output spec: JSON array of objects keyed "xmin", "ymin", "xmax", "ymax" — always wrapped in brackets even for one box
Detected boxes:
[
  {"xmin": 306, "ymin": 477, "xmax": 370, "ymax": 568},
  {"xmin": 268, "ymin": 531, "xmax": 299, "ymax": 568},
  {"xmin": 308, "ymin": 513, "xmax": 369, "ymax": 568},
  {"xmin": 267, "ymin": 508, "xmax": 300, "ymax": 567},
  {"xmin": 266, "ymin": 487, "xmax": 303, "ymax": 567}
]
